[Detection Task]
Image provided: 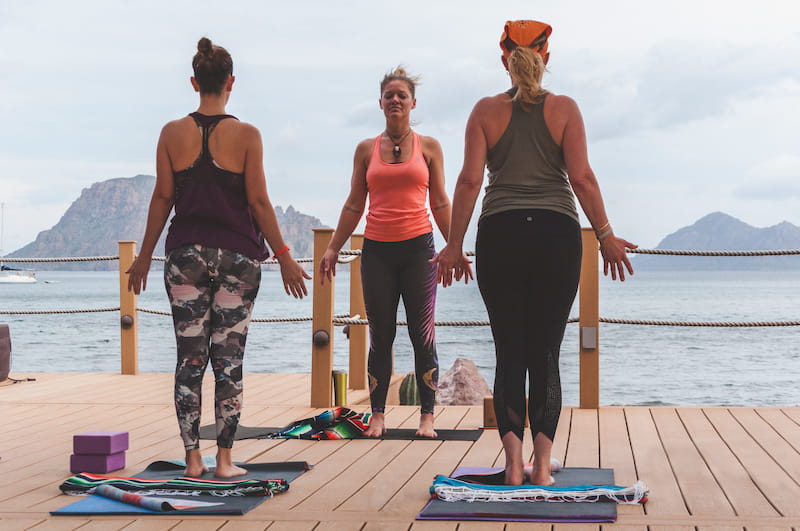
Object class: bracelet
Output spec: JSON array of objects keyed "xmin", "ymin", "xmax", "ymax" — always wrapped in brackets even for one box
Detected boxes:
[
  {"xmin": 273, "ymin": 245, "xmax": 290, "ymax": 258},
  {"xmin": 596, "ymin": 221, "xmax": 610, "ymax": 233},
  {"xmin": 597, "ymin": 228, "xmax": 613, "ymax": 241}
]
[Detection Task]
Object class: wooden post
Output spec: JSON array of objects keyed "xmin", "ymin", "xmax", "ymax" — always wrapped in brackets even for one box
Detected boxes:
[
  {"xmin": 348, "ymin": 234, "xmax": 368, "ymax": 390},
  {"xmin": 118, "ymin": 241, "xmax": 139, "ymax": 375},
  {"xmin": 311, "ymin": 229, "xmax": 335, "ymax": 407},
  {"xmin": 579, "ymin": 228, "xmax": 600, "ymax": 408}
]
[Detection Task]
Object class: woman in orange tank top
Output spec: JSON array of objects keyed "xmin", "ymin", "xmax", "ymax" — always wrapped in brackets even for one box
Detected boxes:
[{"xmin": 318, "ymin": 67, "xmax": 469, "ymax": 438}]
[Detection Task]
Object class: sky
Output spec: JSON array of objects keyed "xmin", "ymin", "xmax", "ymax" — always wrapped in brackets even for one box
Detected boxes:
[{"xmin": 1, "ymin": 0, "xmax": 798, "ymax": 254}]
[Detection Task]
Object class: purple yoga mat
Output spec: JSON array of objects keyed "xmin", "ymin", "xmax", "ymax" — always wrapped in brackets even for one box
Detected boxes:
[{"xmin": 417, "ymin": 466, "xmax": 618, "ymax": 523}]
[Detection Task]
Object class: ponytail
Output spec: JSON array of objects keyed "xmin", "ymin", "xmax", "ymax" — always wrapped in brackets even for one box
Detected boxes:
[{"xmin": 507, "ymin": 47, "xmax": 547, "ymax": 107}]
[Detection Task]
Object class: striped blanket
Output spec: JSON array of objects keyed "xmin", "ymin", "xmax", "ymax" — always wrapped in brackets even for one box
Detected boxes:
[
  {"xmin": 267, "ymin": 407, "xmax": 371, "ymax": 439},
  {"xmin": 59, "ymin": 472, "xmax": 288, "ymax": 497}
]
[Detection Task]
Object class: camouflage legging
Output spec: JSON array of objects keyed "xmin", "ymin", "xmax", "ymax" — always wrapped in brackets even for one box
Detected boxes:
[{"xmin": 164, "ymin": 244, "xmax": 261, "ymax": 451}]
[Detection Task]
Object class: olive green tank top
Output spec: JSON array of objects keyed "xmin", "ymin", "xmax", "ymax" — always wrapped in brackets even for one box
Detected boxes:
[{"xmin": 480, "ymin": 91, "xmax": 579, "ymax": 223}]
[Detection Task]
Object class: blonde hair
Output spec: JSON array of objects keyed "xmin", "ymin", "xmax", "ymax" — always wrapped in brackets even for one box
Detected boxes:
[
  {"xmin": 507, "ymin": 47, "xmax": 548, "ymax": 107},
  {"xmin": 380, "ymin": 66, "xmax": 420, "ymax": 97}
]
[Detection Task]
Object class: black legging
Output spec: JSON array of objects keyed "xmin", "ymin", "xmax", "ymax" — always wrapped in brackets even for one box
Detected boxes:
[
  {"xmin": 476, "ymin": 209, "xmax": 581, "ymax": 443},
  {"xmin": 361, "ymin": 232, "xmax": 439, "ymax": 414}
]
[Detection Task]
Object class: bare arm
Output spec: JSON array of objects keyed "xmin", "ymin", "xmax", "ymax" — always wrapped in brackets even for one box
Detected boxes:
[
  {"xmin": 559, "ymin": 95, "xmax": 636, "ymax": 280},
  {"xmin": 126, "ymin": 125, "xmax": 175, "ymax": 294},
  {"xmin": 243, "ymin": 125, "xmax": 311, "ymax": 297},
  {"xmin": 431, "ymin": 98, "xmax": 493, "ymax": 286},
  {"xmin": 318, "ymin": 141, "xmax": 370, "ymax": 284}
]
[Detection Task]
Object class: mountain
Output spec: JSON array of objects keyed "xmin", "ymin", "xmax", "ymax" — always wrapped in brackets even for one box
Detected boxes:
[
  {"xmin": 633, "ymin": 212, "xmax": 800, "ymax": 270},
  {"xmin": 9, "ymin": 175, "xmax": 327, "ymax": 270}
]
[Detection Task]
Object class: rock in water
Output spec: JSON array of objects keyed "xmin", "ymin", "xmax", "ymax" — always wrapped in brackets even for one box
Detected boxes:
[{"xmin": 435, "ymin": 358, "xmax": 492, "ymax": 406}]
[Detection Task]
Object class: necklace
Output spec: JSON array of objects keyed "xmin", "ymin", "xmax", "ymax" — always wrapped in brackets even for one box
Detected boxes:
[{"xmin": 386, "ymin": 129, "xmax": 411, "ymax": 158}]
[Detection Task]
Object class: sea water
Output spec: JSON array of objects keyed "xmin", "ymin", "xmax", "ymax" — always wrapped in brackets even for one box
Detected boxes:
[{"xmin": 1, "ymin": 268, "xmax": 798, "ymax": 407}]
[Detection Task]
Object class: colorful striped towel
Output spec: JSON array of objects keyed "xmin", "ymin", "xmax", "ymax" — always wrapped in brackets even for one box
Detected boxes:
[
  {"xmin": 267, "ymin": 407, "xmax": 371, "ymax": 439},
  {"xmin": 59, "ymin": 472, "xmax": 288, "ymax": 497}
]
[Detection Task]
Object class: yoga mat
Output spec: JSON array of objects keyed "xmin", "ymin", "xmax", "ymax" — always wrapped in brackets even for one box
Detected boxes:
[
  {"xmin": 199, "ymin": 424, "xmax": 484, "ymax": 441},
  {"xmin": 417, "ymin": 467, "xmax": 617, "ymax": 523},
  {"xmin": 52, "ymin": 460, "xmax": 310, "ymax": 516}
]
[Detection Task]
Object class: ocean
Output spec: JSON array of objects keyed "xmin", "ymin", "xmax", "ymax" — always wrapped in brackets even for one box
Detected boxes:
[{"xmin": 1, "ymin": 268, "xmax": 798, "ymax": 407}]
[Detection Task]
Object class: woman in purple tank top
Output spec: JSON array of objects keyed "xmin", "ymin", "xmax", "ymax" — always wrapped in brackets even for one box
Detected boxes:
[{"xmin": 126, "ymin": 37, "xmax": 310, "ymax": 478}]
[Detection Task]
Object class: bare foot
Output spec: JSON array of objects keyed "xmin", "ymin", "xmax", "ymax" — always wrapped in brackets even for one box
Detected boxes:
[
  {"xmin": 213, "ymin": 462, "xmax": 248, "ymax": 478},
  {"xmin": 363, "ymin": 412, "xmax": 386, "ymax": 438},
  {"xmin": 504, "ymin": 465, "xmax": 525, "ymax": 486},
  {"xmin": 523, "ymin": 458, "xmax": 561, "ymax": 484},
  {"xmin": 529, "ymin": 471, "xmax": 555, "ymax": 486},
  {"xmin": 416, "ymin": 413, "xmax": 437, "ymax": 438},
  {"xmin": 184, "ymin": 449, "xmax": 209, "ymax": 478}
]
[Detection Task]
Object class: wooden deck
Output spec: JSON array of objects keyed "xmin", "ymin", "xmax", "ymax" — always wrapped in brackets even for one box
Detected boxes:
[{"xmin": 1, "ymin": 373, "xmax": 800, "ymax": 529}]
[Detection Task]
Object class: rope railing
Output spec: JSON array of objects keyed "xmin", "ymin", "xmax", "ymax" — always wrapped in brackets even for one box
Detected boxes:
[
  {"xmin": 3, "ymin": 248, "xmax": 798, "ymax": 327},
  {"xmin": 4, "ymin": 247, "xmax": 798, "ymax": 264},
  {"xmin": 627, "ymin": 248, "xmax": 800, "ymax": 256},
  {"xmin": 0, "ymin": 307, "xmax": 120, "ymax": 315}
]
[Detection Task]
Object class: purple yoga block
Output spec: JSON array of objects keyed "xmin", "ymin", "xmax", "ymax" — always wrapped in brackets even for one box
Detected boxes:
[
  {"xmin": 70, "ymin": 451, "xmax": 126, "ymax": 473},
  {"xmin": 73, "ymin": 431, "xmax": 129, "ymax": 455}
]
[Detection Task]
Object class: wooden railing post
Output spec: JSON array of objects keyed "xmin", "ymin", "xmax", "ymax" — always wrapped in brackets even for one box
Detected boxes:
[
  {"xmin": 579, "ymin": 228, "xmax": 600, "ymax": 408},
  {"xmin": 311, "ymin": 229, "xmax": 335, "ymax": 407},
  {"xmin": 118, "ymin": 241, "xmax": 139, "ymax": 375},
  {"xmin": 348, "ymin": 234, "xmax": 368, "ymax": 390}
]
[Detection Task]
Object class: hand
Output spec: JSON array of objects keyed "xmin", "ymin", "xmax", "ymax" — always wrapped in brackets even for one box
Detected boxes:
[
  {"xmin": 430, "ymin": 244, "xmax": 474, "ymax": 287},
  {"xmin": 599, "ymin": 234, "xmax": 637, "ymax": 281},
  {"xmin": 318, "ymin": 248, "xmax": 339, "ymax": 285},
  {"xmin": 278, "ymin": 255, "xmax": 311, "ymax": 298},
  {"xmin": 126, "ymin": 255, "xmax": 152, "ymax": 294}
]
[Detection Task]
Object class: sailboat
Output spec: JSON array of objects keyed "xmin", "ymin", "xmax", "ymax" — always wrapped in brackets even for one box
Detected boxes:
[{"xmin": 0, "ymin": 203, "xmax": 36, "ymax": 284}]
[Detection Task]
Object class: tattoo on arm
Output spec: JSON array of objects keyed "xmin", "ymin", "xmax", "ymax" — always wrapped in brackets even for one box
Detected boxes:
[
  {"xmin": 344, "ymin": 205, "xmax": 361, "ymax": 214},
  {"xmin": 431, "ymin": 203, "xmax": 449, "ymax": 211}
]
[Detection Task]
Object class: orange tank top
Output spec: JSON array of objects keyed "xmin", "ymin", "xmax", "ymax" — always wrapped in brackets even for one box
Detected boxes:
[{"xmin": 364, "ymin": 132, "xmax": 433, "ymax": 242}]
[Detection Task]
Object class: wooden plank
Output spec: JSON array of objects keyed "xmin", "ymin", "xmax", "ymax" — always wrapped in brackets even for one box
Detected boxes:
[
  {"xmin": 118, "ymin": 520, "xmax": 183, "ymax": 531},
  {"xmin": 565, "ymin": 407, "xmax": 598, "ymax": 468},
  {"xmin": 598, "ymin": 407, "xmax": 644, "ymax": 519},
  {"xmin": 0, "ymin": 519, "xmax": 47, "ymax": 531},
  {"xmin": 409, "ymin": 521, "xmax": 458, "ymax": 530},
  {"xmin": 382, "ymin": 440, "xmax": 472, "ymax": 515},
  {"xmin": 651, "ymin": 407, "xmax": 736, "ymax": 517},
  {"xmin": 264, "ymin": 522, "xmax": 317, "ymax": 531},
  {"xmin": 678, "ymin": 408, "xmax": 776, "ymax": 518},
  {"xmin": 624, "ymin": 407, "xmax": 688, "ymax": 518},
  {"xmin": 339, "ymin": 404, "xmax": 466, "ymax": 512},
  {"xmin": 732, "ymin": 408, "xmax": 800, "ymax": 484},
  {"xmin": 705, "ymin": 407, "xmax": 800, "ymax": 517}
]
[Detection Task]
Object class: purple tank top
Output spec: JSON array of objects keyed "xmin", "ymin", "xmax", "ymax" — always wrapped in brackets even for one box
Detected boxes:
[{"xmin": 165, "ymin": 112, "xmax": 269, "ymax": 261}]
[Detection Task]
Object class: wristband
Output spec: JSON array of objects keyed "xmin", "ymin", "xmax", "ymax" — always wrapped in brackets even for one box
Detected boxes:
[
  {"xmin": 273, "ymin": 245, "xmax": 290, "ymax": 258},
  {"xmin": 597, "ymin": 228, "xmax": 613, "ymax": 241}
]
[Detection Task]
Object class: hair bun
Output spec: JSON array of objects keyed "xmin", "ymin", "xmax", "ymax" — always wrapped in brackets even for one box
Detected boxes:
[{"xmin": 197, "ymin": 37, "xmax": 213, "ymax": 56}]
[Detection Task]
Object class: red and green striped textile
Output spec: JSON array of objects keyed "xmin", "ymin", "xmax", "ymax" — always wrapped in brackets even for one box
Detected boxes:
[{"xmin": 267, "ymin": 407, "xmax": 371, "ymax": 440}]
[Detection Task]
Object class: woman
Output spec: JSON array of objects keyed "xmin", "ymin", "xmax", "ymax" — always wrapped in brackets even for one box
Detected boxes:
[
  {"xmin": 434, "ymin": 21, "xmax": 636, "ymax": 485},
  {"xmin": 319, "ymin": 67, "xmax": 465, "ymax": 438},
  {"xmin": 127, "ymin": 37, "xmax": 310, "ymax": 478}
]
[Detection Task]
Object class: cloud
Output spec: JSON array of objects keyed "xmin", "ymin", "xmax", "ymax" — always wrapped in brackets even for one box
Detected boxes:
[{"xmin": 734, "ymin": 155, "xmax": 800, "ymax": 200}]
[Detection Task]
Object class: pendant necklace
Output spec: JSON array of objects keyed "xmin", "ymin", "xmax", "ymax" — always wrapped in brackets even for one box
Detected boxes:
[{"xmin": 386, "ymin": 128, "xmax": 412, "ymax": 158}]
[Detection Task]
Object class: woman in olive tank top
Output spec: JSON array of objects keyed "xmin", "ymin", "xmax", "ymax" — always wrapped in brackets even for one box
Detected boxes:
[{"xmin": 434, "ymin": 20, "xmax": 636, "ymax": 486}]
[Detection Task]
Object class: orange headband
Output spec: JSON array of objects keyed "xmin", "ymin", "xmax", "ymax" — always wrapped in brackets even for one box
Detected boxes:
[{"xmin": 500, "ymin": 20, "xmax": 552, "ymax": 60}]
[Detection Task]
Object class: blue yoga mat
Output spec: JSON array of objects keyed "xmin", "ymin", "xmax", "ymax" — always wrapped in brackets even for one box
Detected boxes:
[{"xmin": 52, "ymin": 460, "xmax": 310, "ymax": 516}]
